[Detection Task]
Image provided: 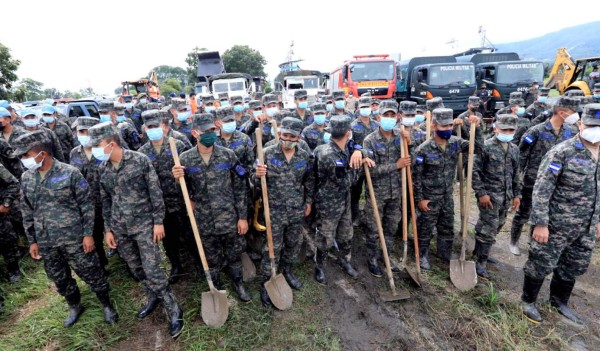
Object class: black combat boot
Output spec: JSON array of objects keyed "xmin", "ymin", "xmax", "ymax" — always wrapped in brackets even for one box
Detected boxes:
[
  {"xmin": 64, "ymin": 290, "xmax": 84, "ymax": 328},
  {"xmin": 339, "ymin": 243, "xmax": 358, "ymax": 278},
  {"xmin": 475, "ymin": 241, "xmax": 491, "ymax": 280},
  {"xmin": 96, "ymin": 290, "xmax": 118, "ymax": 324},
  {"xmin": 282, "ymin": 263, "xmax": 303, "ymax": 290},
  {"xmin": 351, "ymin": 203, "xmax": 361, "ymax": 227},
  {"xmin": 436, "ymin": 238, "xmax": 453, "ymax": 263},
  {"xmin": 230, "ymin": 268, "xmax": 252, "ymax": 303},
  {"xmin": 509, "ymin": 224, "xmax": 523, "ymax": 256},
  {"xmin": 168, "ymin": 264, "xmax": 183, "ymax": 285},
  {"xmin": 550, "ymin": 275, "xmax": 584, "ymax": 325},
  {"xmin": 260, "ymin": 276, "xmax": 273, "ymax": 308},
  {"xmin": 367, "ymin": 249, "xmax": 383, "ymax": 277},
  {"xmin": 521, "ymin": 275, "xmax": 545, "ymax": 324},
  {"xmin": 161, "ymin": 288, "xmax": 184, "ymax": 338},
  {"xmin": 419, "ymin": 242, "xmax": 431, "ymax": 270},
  {"xmin": 314, "ymin": 249, "xmax": 327, "ymax": 285},
  {"xmin": 7, "ymin": 260, "xmax": 21, "ymax": 283},
  {"xmin": 210, "ymin": 269, "xmax": 224, "ymax": 291},
  {"xmin": 136, "ymin": 288, "xmax": 159, "ymax": 319}
]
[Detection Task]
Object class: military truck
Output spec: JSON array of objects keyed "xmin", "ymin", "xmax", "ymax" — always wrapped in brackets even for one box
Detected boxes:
[{"xmin": 274, "ymin": 69, "xmax": 325, "ymax": 109}]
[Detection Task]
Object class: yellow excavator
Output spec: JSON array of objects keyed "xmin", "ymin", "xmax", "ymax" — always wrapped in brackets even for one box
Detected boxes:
[{"xmin": 545, "ymin": 48, "xmax": 600, "ymax": 95}]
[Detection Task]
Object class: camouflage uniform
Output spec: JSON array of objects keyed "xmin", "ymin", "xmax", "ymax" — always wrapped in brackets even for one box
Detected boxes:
[
  {"xmin": 231, "ymin": 95, "xmax": 251, "ymax": 129},
  {"xmin": 21, "ymin": 125, "xmax": 65, "ymax": 162},
  {"xmin": 495, "ymin": 92, "xmax": 522, "ymax": 117},
  {"xmin": 169, "ymin": 98, "xmax": 194, "ymax": 144},
  {"xmin": 525, "ymin": 89, "xmax": 550, "ymax": 122},
  {"xmin": 290, "ymin": 90, "xmax": 314, "ymax": 127},
  {"xmin": 0, "ymin": 162, "xmax": 20, "ymax": 280},
  {"xmin": 44, "ymin": 120, "xmax": 74, "ymax": 162}
]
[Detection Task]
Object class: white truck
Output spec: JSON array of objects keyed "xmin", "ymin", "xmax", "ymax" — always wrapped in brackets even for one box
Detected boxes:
[
  {"xmin": 208, "ymin": 73, "xmax": 261, "ymax": 100},
  {"xmin": 274, "ymin": 70, "xmax": 324, "ymax": 109}
]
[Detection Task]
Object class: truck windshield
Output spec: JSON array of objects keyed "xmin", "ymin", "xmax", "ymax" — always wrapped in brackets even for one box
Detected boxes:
[
  {"xmin": 213, "ymin": 82, "xmax": 229, "ymax": 93},
  {"xmin": 496, "ymin": 62, "xmax": 544, "ymax": 85},
  {"xmin": 429, "ymin": 65, "xmax": 475, "ymax": 86},
  {"xmin": 230, "ymin": 81, "xmax": 245, "ymax": 92},
  {"xmin": 350, "ymin": 61, "xmax": 395, "ymax": 82},
  {"xmin": 303, "ymin": 78, "xmax": 319, "ymax": 89}
]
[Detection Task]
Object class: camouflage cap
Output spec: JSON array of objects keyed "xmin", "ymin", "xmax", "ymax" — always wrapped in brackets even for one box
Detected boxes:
[
  {"xmin": 539, "ymin": 87, "xmax": 550, "ymax": 95},
  {"xmin": 249, "ymin": 100, "xmax": 261, "ymax": 109},
  {"xmin": 216, "ymin": 107, "xmax": 235, "ymax": 121},
  {"xmin": 270, "ymin": 111, "xmax": 285, "ymax": 124},
  {"xmin": 594, "ymin": 83, "xmax": 600, "ymax": 92},
  {"xmin": 231, "ymin": 95, "xmax": 243, "ymax": 104},
  {"xmin": 294, "ymin": 90, "xmax": 308, "ymax": 99},
  {"xmin": 468, "ymin": 96, "xmax": 480, "ymax": 105},
  {"xmin": 416, "ymin": 105, "xmax": 426, "ymax": 113},
  {"xmin": 114, "ymin": 103, "xmax": 125, "ymax": 113},
  {"xmin": 279, "ymin": 117, "xmax": 303, "ymax": 137},
  {"xmin": 400, "ymin": 101, "xmax": 417, "ymax": 114},
  {"xmin": 358, "ymin": 97, "xmax": 372, "ymax": 107},
  {"xmin": 509, "ymin": 98, "xmax": 525, "ymax": 107},
  {"xmin": 147, "ymin": 102, "xmax": 160, "ymax": 110},
  {"xmin": 371, "ymin": 98, "xmax": 381, "ymax": 106},
  {"xmin": 72, "ymin": 116, "xmax": 99, "ymax": 131},
  {"xmin": 219, "ymin": 92, "xmax": 229, "ymax": 101},
  {"xmin": 192, "ymin": 113, "xmax": 216, "ymax": 131},
  {"xmin": 311, "ymin": 102, "xmax": 326, "ymax": 113},
  {"xmin": 380, "ymin": 100, "xmax": 398, "ymax": 115},
  {"xmin": 508, "ymin": 92, "xmax": 523, "ymax": 100},
  {"xmin": 89, "ymin": 122, "xmax": 117, "ymax": 147},
  {"xmin": 170, "ymin": 98, "xmax": 187, "ymax": 111},
  {"xmin": 98, "ymin": 101, "xmax": 115, "ymax": 112},
  {"xmin": 432, "ymin": 108, "xmax": 454, "ymax": 126},
  {"xmin": 332, "ymin": 91, "xmax": 345, "ymax": 100},
  {"xmin": 159, "ymin": 110, "xmax": 172, "ymax": 120},
  {"xmin": 11, "ymin": 130, "xmax": 51, "ymax": 157},
  {"xmin": 426, "ymin": 97, "xmax": 444, "ymax": 111},
  {"xmin": 564, "ymin": 90, "xmax": 584, "ymax": 97},
  {"xmin": 327, "ymin": 115, "xmax": 352, "ymax": 135},
  {"xmin": 201, "ymin": 95, "xmax": 215, "ymax": 104},
  {"xmin": 252, "ymin": 92, "xmax": 264, "ymax": 100},
  {"xmin": 495, "ymin": 114, "xmax": 518, "ymax": 130},
  {"xmin": 581, "ymin": 103, "xmax": 600, "ymax": 126},
  {"xmin": 322, "ymin": 94, "xmax": 333, "ymax": 103},
  {"xmin": 142, "ymin": 109, "xmax": 161, "ymax": 127},
  {"xmin": 262, "ymin": 94, "xmax": 278, "ymax": 106},
  {"xmin": 555, "ymin": 96, "xmax": 580, "ymax": 111}
]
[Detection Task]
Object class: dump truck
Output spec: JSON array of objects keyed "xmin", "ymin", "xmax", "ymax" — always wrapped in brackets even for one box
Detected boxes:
[
  {"xmin": 274, "ymin": 67, "xmax": 325, "ymax": 109},
  {"xmin": 545, "ymin": 47, "xmax": 600, "ymax": 96},
  {"xmin": 194, "ymin": 51, "xmax": 261, "ymax": 99},
  {"xmin": 328, "ymin": 54, "xmax": 397, "ymax": 99}
]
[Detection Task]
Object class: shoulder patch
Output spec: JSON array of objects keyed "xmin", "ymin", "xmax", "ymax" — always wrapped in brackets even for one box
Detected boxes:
[
  {"xmin": 230, "ymin": 140, "xmax": 243, "ymax": 148},
  {"xmin": 71, "ymin": 156, "xmax": 84, "ymax": 165},
  {"xmin": 548, "ymin": 162, "xmax": 561, "ymax": 174},
  {"xmin": 563, "ymin": 129, "xmax": 573, "ymax": 139},
  {"xmin": 49, "ymin": 173, "xmax": 69, "ymax": 183},
  {"xmin": 539, "ymin": 132, "xmax": 554, "ymax": 140},
  {"xmin": 78, "ymin": 179, "xmax": 89, "ymax": 189},
  {"xmin": 234, "ymin": 164, "xmax": 246, "ymax": 176},
  {"xmin": 214, "ymin": 163, "xmax": 231, "ymax": 171},
  {"xmin": 294, "ymin": 160, "xmax": 307, "ymax": 169},
  {"xmin": 335, "ymin": 159, "xmax": 345, "ymax": 167},
  {"xmin": 185, "ymin": 166, "xmax": 201, "ymax": 174},
  {"xmin": 426, "ymin": 153, "xmax": 440, "ymax": 159},
  {"xmin": 416, "ymin": 155, "xmax": 424, "ymax": 164},
  {"xmin": 524, "ymin": 135, "xmax": 535, "ymax": 144}
]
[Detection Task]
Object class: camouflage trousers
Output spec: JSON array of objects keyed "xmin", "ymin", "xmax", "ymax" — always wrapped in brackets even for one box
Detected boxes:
[
  {"xmin": 475, "ymin": 197, "xmax": 510, "ymax": 245},
  {"xmin": 510, "ymin": 186, "xmax": 533, "ymax": 238},
  {"xmin": 417, "ymin": 194, "xmax": 454, "ymax": 250},
  {"xmin": 260, "ymin": 214, "xmax": 303, "ymax": 277},
  {"xmin": 315, "ymin": 192, "xmax": 354, "ymax": 261},
  {"xmin": 0, "ymin": 214, "xmax": 19, "ymax": 267},
  {"xmin": 203, "ymin": 232, "xmax": 245, "ymax": 273},
  {"xmin": 364, "ymin": 194, "xmax": 401, "ymax": 259},
  {"xmin": 524, "ymin": 224, "xmax": 596, "ymax": 282},
  {"xmin": 93, "ymin": 207, "xmax": 108, "ymax": 268},
  {"xmin": 40, "ymin": 242, "xmax": 109, "ymax": 297},
  {"xmin": 115, "ymin": 230, "xmax": 169, "ymax": 296}
]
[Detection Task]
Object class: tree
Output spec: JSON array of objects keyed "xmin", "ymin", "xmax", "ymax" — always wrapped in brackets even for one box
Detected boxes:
[
  {"xmin": 0, "ymin": 43, "xmax": 20, "ymax": 100},
  {"xmin": 63, "ymin": 90, "xmax": 82, "ymax": 99},
  {"xmin": 223, "ymin": 45, "xmax": 267, "ymax": 79},
  {"xmin": 159, "ymin": 78, "xmax": 183, "ymax": 98},
  {"xmin": 152, "ymin": 65, "xmax": 188, "ymax": 87},
  {"xmin": 185, "ymin": 47, "xmax": 208, "ymax": 85},
  {"xmin": 15, "ymin": 78, "xmax": 44, "ymax": 101},
  {"xmin": 79, "ymin": 87, "xmax": 96, "ymax": 98},
  {"xmin": 43, "ymin": 88, "xmax": 62, "ymax": 99}
]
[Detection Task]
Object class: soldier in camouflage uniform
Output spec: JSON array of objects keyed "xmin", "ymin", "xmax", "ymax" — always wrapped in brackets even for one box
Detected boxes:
[
  {"xmin": 20, "ymin": 108, "xmax": 65, "ymax": 162},
  {"xmin": 130, "ymin": 93, "xmax": 148, "ymax": 132},
  {"xmin": 362, "ymin": 101, "xmax": 411, "ymax": 276},
  {"xmin": 15, "ymin": 131, "xmax": 117, "ymax": 327},
  {"xmin": 592, "ymin": 83, "xmax": 600, "ymax": 103},
  {"xmin": 99, "ymin": 101, "xmax": 142, "ymax": 150},
  {"xmin": 124, "ymin": 100, "xmax": 143, "ymax": 133},
  {"xmin": 509, "ymin": 97, "xmax": 580, "ymax": 255},
  {"xmin": 241, "ymin": 94, "xmax": 279, "ymax": 146},
  {"xmin": 507, "ymin": 98, "xmax": 531, "ymax": 145},
  {"xmin": 41, "ymin": 105, "xmax": 74, "ymax": 162},
  {"xmin": 168, "ymin": 98, "xmax": 194, "ymax": 144},
  {"xmin": 329, "ymin": 91, "xmax": 352, "ymax": 117},
  {"xmin": 91, "ymin": 123, "xmax": 183, "ymax": 337},
  {"xmin": 215, "ymin": 107, "xmax": 254, "ymax": 172},
  {"xmin": 521, "ymin": 103, "xmax": 600, "ymax": 325},
  {"xmin": 525, "ymin": 87, "xmax": 550, "ymax": 122},
  {"xmin": 115, "ymin": 103, "xmax": 138, "ymax": 132},
  {"xmin": 254, "ymin": 117, "xmax": 314, "ymax": 306},
  {"xmin": 495, "ymin": 92, "xmax": 522, "ymax": 117},
  {"xmin": 302, "ymin": 102, "xmax": 328, "ymax": 151},
  {"xmin": 157, "ymin": 110, "xmax": 192, "ymax": 150},
  {"xmin": 413, "ymin": 108, "xmax": 482, "ymax": 270},
  {"xmin": 399, "ymin": 101, "xmax": 426, "ymax": 148},
  {"xmin": 313, "ymin": 115, "xmax": 372, "ymax": 284},
  {"xmin": 471, "ymin": 115, "xmax": 521, "ymax": 279},
  {"xmin": 322, "ymin": 94, "xmax": 333, "ymax": 114},
  {"xmin": 231, "ymin": 95, "xmax": 251, "ymax": 129},
  {"xmin": 290, "ymin": 90, "xmax": 314, "ymax": 127},
  {"xmin": 455, "ymin": 96, "xmax": 482, "ymax": 136},
  {"xmin": 171, "ymin": 113, "xmax": 251, "ymax": 303},
  {"xmin": 0, "ymin": 162, "xmax": 20, "ymax": 282},
  {"xmin": 264, "ymin": 111, "xmax": 313, "ymax": 153}
]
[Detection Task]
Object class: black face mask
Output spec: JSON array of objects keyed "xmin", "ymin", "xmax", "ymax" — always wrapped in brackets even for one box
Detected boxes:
[{"xmin": 0, "ymin": 124, "xmax": 5, "ymax": 131}]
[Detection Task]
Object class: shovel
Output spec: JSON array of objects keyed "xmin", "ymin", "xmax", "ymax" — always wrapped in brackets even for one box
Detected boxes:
[
  {"xmin": 169, "ymin": 137, "xmax": 229, "ymax": 328},
  {"xmin": 456, "ymin": 127, "xmax": 465, "ymax": 234},
  {"xmin": 241, "ymin": 252, "xmax": 256, "ymax": 282},
  {"xmin": 364, "ymin": 164, "xmax": 410, "ymax": 301},
  {"xmin": 402, "ymin": 134, "xmax": 423, "ymax": 287},
  {"xmin": 255, "ymin": 128, "xmax": 293, "ymax": 310},
  {"xmin": 449, "ymin": 124, "xmax": 478, "ymax": 291},
  {"xmin": 425, "ymin": 110, "xmax": 432, "ymax": 141}
]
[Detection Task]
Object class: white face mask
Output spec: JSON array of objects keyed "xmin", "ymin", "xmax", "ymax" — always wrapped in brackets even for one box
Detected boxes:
[
  {"xmin": 401, "ymin": 117, "xmax": 416, "ymax": 127},
  {"xmin": 564, "ymin": 112, "xmax": 580, "ymax": 125},
  {"xmin": 21, "ymin": 151, "xmax": 44, "ymax": 171},
  {"xmin": 581, "ymin": 126, "xmax": 600, "ymax": 143}
]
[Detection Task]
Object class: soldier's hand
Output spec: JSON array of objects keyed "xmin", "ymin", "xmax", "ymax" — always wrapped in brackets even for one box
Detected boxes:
[
  {"xmin": 511, "ymin": 197, "xmax": 521, "ymax": 212},
  {"xmin": 395, "ymin": 156, "xmax": 411, "ymax": 169},
  {"xmin": 82, "ymin": 236, "xmax": 95, "ymax": 253},
  {"xmin": 362, "ymin": 157, "xmax": 376, "ymax": 168},
  {"xmin": 467, "ymin": 116, "xmax": 480, "ymax": 126},
  {"xmin": 453, "ymin": 118, "xmax": 464, "ymax": 126},
  {"xmin": 237, "ymin": 219, "xmax": 249, "ymax": 235},
  {"xmin": 153, "ymin": 224, "xmax": 165, "ymax": 243},
  {"xmin": 478, "ymin": 195, "xmax": 493, "ymax": 209},
  {"xmin": 401, "ymin": 130, "xmax": 410, "ymax": 141},
  {"xmin": 29, "ymin": 243, "xmax": 42, "ymax": 260},
  {"xmin": 255, "ymin": 164, "xmax": 267, "ymax": 177},
  {"xmin": 532, "ymin": 225, "xmax": 549, "ymax": 244},
  {"xmin": 305, "ymin": 203, "xmax": 312, "ymax": 217},
  {"xmin": 172, "ymin": 165, "xmax": 185, "ymax": 180},
  {"xmin": 418, "ymin": 200, "xmax": 431, "ymax": 212},
  {"xmin": 350, "ymin": 150, "xmax": 363, "ymax": 169},
  {"xmin": 0, "ymin": 205, "xmax": 9, "ymax": 214},
  {"xmin": 105, "ymin": 231, "xmax": 118, "ymax": 249},
  {"xmin": 596, "ymin": 223, "xmax": 600, "ymax": 240}
]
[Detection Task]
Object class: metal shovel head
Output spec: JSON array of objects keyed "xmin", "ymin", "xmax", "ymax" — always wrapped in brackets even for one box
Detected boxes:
[
  {"xmin": 449, "ymin": 259, "xmax": 478, "ymax": 291},
  {"xmin": 241, "ymin": 252, "xmax": 256, "ymax": 282},
  {"xmin": 201, "ymin": 288, "xmax": 229, "ymax": 328},
  {"xmin": 379, "ymin": 287, "xmax": 411, "ymax": 302},
  {"xmin": 265, "ymin": 274, "xmax": 293, "ymax": 310},
  {"xmin": 404, "ymin": 266, "xmax": 422, "ymax": 287}
]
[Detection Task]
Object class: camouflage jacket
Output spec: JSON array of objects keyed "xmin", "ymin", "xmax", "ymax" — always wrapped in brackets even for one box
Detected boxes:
[
  {"xmin": 0, "ymin": 138, "xmax": 23, "ymax": 179},
  {"xmin": 45, "ymin": 121, "xmax": 74, "ymax": 162},
  {"xmin": 302, "ymin": 123, "xmax": 326, "ymax": 151},
  {"xmin": 70, "ymin": 146, "xmax": 103, "ymax": 208},
  {"xmin": 181, "ymin": 145, "xmax": 247, "ymax": 235},
  {"xmin": 235, "ymin": 113, "xmax": 251, "ymax": 131},
  {"xmin": 455, "ymin": 110, "xmax": 483, "ymax": 136},
  {"xmin": 170, "ymin": 120, "xmax": 194, "ymax": 144},
  {"xmin": 241, "ymin": 119, "xmax": 274, "ymax": 146},
  {"xmin": 472, "ymin": 136, "xmax": 521, "ymax": 203},
  {"xmin": 127, "ymin": 108, "xmax": 144, "ymax": 133},
  {"xmin": 525, "ymin": 102, "xmax": 548, "ymax": 121},
  {"xmin": 22, "ymin": 127, "xmax": 65, "ymax": 162},
  {"xmin": 216, "ymin": 131, "xmax": 254, "ymax": 173},
  {"xmin": 413, "ymin": 128, "xmax": 483, "ymax": 202},
  {"xmin": 363, "ymin": 128, "xmax": 406, "ymax": 201},
  {"xmin": 350, "ymin": 117, "xmax": 379, "ymax": 147},
  {"xmin": 518, "ymin": 120, "xmax": 578, "ymax": 187},
  {"xmin": 138, "ymin": 138, "xmax": 186, "ymax": 214},
  {"xmin": 254, "ymin": 144, "xmax": 314, "ymax": 219},
  {"xmin": 117, "ymin": 122, "xmax": 141, "ymax": 150},
  {"xmin": 290, "ymin": 109, "xmax": 314, "ymax": 128},
  {"xmin": 0, "ymin": 162, "xmax": 19, "ymax": 208},
  {"xmin": 99, "ymin": 150, "xmax": 165, "ymax": 233},
  {"xmin": 167, "ymin": 128, "xmax": 193, "ymax": 150},
  {"xmin": 514, "ymin": 117, "xmax": 531, "ymax": 146},
  {"xmin": 314, "ymin": 141, "xmax": 360, "ymax": 212},
  {"xmin": 21, "ymin": 160, "xmax": 93, "ymax": 247},
  {"xmin": 530, "ymin": 136, "xmax": 600, "ymax": 231},
  {"xmin": 265, "ymin": 138, "xmax": 312, "ymax": 155}
]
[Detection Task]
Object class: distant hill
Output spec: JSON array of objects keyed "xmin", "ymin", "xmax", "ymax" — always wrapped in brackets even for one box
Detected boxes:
[{"xmin": 495, "ymin": 21, "xmax": 600, "ymax": 62}]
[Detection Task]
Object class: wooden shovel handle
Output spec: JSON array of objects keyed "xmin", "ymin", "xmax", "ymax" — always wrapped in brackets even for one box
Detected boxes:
[
  {"xmin": 255, "ymin": 128, "xmax": 276, "ymax": 261},
  {"xmin": 425, "ymin": 111, "xmax": 432, "ymax": 141},
  {"xmin": 399, "ymin": 126, "xmax": 408, "ymax": 243},
  {"xmin": 272, "ymin": 119, "xmax": 280, "ymax": 144},
  {"xmin": 460, "ymin": 124, "xmax": 477, "ymax": 260},
  {"xmin": 403, "ymin": 137, "xmax": 421, "ymax": 275}
]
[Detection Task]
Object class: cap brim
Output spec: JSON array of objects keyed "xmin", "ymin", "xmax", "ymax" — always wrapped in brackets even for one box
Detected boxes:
[
  {"xmin": 380, "ymin": 108, "xmax": 396, "ymax": 115},
  {"xmin": 76, "ymin": 125, "xmax": 92, "ymax": 131},
  {"xmin": 496, "ymin": 123, "xmax": 516, "ymax": 130},
  {"xmin": 278, "ymin": 127, "xmax": 300, "ymax": 137},
  {"xmin": 144, "ymin": 122, "xmax": 160, "ymax": 128},
  {"xmin": 11, "ymin": 146, "xmax": 30, "ymax": 158},
  {"xmin": 199, "ymin": 122, "xmax": 216, "ymax": 131}
]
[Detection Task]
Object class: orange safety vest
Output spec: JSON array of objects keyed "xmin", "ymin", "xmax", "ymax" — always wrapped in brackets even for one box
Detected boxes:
[
  {"xmin": 190, "ymin": 98, "xmax": 198, "ymax": 114},
  {"xmin": 148, "ymin": 85, "xmax": 159, "ymax": 99}
]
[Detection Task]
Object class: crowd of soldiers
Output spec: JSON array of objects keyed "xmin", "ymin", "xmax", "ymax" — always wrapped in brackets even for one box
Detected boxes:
[{"xmin": 0, "ymin": 82, "xmax": 599, "ymax": 336}]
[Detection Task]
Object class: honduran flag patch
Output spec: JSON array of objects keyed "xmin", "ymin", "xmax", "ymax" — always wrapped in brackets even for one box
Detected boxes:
[
  {"xmin": 548, "ymin": 162, "xmax": 561, "ymax": 174},
  {"xmin": 524, "ymin": 135, "xmax": 535, "ymax": 144},
  {"xmin": 416, "ymin": 155, "xmax": 424, "ymax": 164}
]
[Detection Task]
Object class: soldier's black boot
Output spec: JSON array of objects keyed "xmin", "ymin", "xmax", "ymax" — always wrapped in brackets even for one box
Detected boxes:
[
  {"xmin": 161, "ymin": 288, "xmax": 184, "ymax": 338},
  {"xmin": 521, "ymin": 275, "xmax": 544, "ymax": 324},
  {"xmin": 64, "ymin": 290, "xmax": 84, "ymax": 328},
  {"xmin": 475, "ymin": 242, "xmax": 491, "ymax": 281},
  {"xmin": 210, "ymin": 269, "xmax": 224, "ymax": 291},
  {"xmin": 509, "ymin": 225, "xmax": 523, "ymax": 256},
  {"xmin": 351, "ymin": 202, "xmax": 360, "ymax": 227},
  {"xmin": 7, "ymin": 260, "xmax": 20, "ymax": 283},
  {"xmin": 260, "ymin": 276, "xmax": 273, "ymax": 308},
  {"xmin": 231, "ymin": 268, "xmax": 252, "ymax": 303},
  {"xmin": 419, "ymin": 242, "xmax": 431, "ymax": 271},
  {"xmin": 367, "ymin": 249, "xmax": 383, "ymax": 277},
  {"xmin": 168, "ymin": 264, "xmax": 183, "ymax": 285},
  {"xmin": 96, "ymin": 290, "xmax": 118, "ymax": 324},
  {"xmin": 136, "ymin": 288, "xmax": 159, "ymax": 319},
  {"xmin": 314, "ymin": 249, "xmax": 327, "ymax": 285},
  {"xmin": 339, "ymin": 243, "xmax": 358, "ymax": 279},
  {"xmin": 550, "ymin": 275, "xmax": 584, "ymax": 325},
  {"xmin": 282, "ymin": 263, "xmax": 303, "ymax": 290}
]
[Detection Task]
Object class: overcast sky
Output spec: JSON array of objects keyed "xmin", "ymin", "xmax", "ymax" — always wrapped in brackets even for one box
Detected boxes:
[{"xmin": 2, "ymin": 0, "xmax": 598, "ymax": 96}]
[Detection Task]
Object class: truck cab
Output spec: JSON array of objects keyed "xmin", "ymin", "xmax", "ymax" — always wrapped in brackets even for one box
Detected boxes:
[
  {"xmin": 209, "ymin": 73, "xmax": 260, "ymax": 100},
  {"xmin": 278, "ymin": 74, "xmax": 321, "ymax": 109}
]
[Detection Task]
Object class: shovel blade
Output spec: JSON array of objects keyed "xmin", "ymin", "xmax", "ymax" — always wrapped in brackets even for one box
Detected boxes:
[
  {"xmin": 201, "ymin": 289, "xmax": 229, "ymax": 328},
  {"xmin": 265, "ymin": 274, "xmax": 293, "ymax": 310},
  {"xmin": 241, "ymin": 252, "xmax": 256, "ymax": 282},
  {"xmin": 404, "ymin": 267, "xmax": 422, "ymax": 287},
  {"xmin": 379, "ymin": 288, "xmax": 411, "ymax": 302},
  {"xmin": 449, "ymin": 259, "xmax": 477, "ymax": 291}
]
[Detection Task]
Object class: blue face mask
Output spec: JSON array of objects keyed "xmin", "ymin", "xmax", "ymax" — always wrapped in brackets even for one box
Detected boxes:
[
  {"xmin": 139, "ymin": 99, "xmax": 147, "ymax": 104},
  {"xmin": 314, "ymin": 114, "xmax": 326, "ymax": 126},
  {"xmin": 125, "ymin": 103, "xmax": 133, "ymax": 109},
  {"xmin": 116, "ymin": 116, "xmax": 126, "ymax": 123},
  {"xmin": 334, "ymin": 100, "xmax": 345, "ymax": 110},
  {"xmin": 594, "ymin": 94, "xmax": 600, "ymax": 99},
  {"xmin": 23, "ymin": 118, "xmax": 39, "ymax": 128},
  {"xmin": 415, "ymin": 114, "xmax": 425, "ymax": 123},
  {"xmin": 516, "ymin": 107, "xmax": 525, "ymax": 117},
  {"xmin": 323, "ymin": 132, "xmax": 331, "ymax": 144},
  {"xmin": 205, "ymin": 106, "xmax": 216, "ymax": 113},
  {"xmin": 298, "ymin": 101, "xmax": 308, "ymax": 110},
  {"xmin": 177, "ymin": 111, "xmax": 191, "ymax": 122},
  {"xmin": 221, "ymin": 101, "xmax": 230, "ymax": 107},
  {"xmin": 92, "ymin": 143, "xmax": 113, "ymax": 161},
  {"xmin": 222, "ymin": 121, "xmax": 237, "ymax": 134},
  {"xmin": 146, "ymin": 127, "xmax": 164, "ymax": 141},
  {"xmin": 253, "ymin": 110, "xmax": 262, "ymax": 118},
  {"xmin": 359, "ymin": 107, "xmax": 371, "ymax": 117},
  {"xmin": 77, "ymin": 135, "xmax": 91, "ymax": 148},
  {"xmin": 496, "ymin": 133, "xmax": 514, "ymax": 143},
  {"xmin": 537, "ymin": 96, "xmax": 547, "ymax": 104},
  {"xmin": 100, "ymin": 114, "xmax": 111, "ymax": 123},
  {"xmin": 326, "ymin": 103, "xmax": 333, "ymax": 112},
  {"xmin": 436, "ymin": 129, "xmax": 453, "ymax": 140},
  {"xmin": 372, "ymin": 109, "xmax": 380, "ymax": 116},
  {"xmin": 233, "ymin": 105, "xmax": 244, "ymax": 113},
  {"xmin": 266, "ymin": 107, "xmax": 278, "ymax": 117},
  {"xmin": 42, "ymin": 116, "xmax": 55, "ymax": 124},
  {"xmin": 380, "ymin": 117, "xmax": 397, "ymax": 131}
]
